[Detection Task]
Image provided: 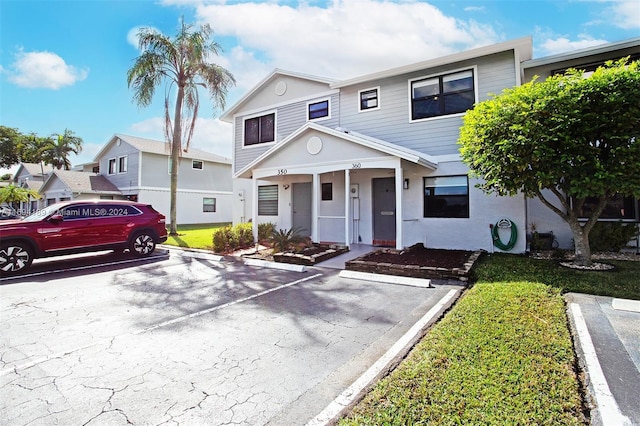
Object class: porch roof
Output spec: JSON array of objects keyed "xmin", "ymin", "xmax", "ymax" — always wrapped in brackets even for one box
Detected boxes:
[{"xmin": 235, "ymin": 122, "xmax": 438, "ymax": 179}]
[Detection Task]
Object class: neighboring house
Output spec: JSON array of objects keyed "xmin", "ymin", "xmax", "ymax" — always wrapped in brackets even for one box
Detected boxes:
[
  {"xmin": 39, "ymin": 170, "xmax": 122, "ymax": 204},
  {"xmin": 522, "ymin": 37, "xmax": 640, "ymax": 250},
  {"xmin": 221, "ymin": 36, "xmax": 640, "ymax": 253},
  {"xmin": 13, "ymin": 163, "xmax": 50, "ymax": 215},
  {"xmin": 92, "ymin": 134, "xmax": 235, "ymax": 225}
]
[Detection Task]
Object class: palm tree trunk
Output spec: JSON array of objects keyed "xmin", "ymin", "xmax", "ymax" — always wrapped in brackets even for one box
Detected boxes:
[{"xmin": 169, "ymin": 87, "xmax": 184, "ymax": 235}]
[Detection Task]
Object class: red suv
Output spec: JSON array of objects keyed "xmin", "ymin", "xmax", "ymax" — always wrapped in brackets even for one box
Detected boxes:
[{"xmin": 0, "ymin": 200, "xmax": 168, "ymax": 274}]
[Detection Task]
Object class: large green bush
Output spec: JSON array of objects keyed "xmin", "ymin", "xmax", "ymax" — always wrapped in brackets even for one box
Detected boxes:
[
  {"xmin": 589, "ymin": 221, "xmax": 639, "ymax": 252},
  {"xmin": 212, "ymin": 223, "xmax": 255, "ymax": 253}
]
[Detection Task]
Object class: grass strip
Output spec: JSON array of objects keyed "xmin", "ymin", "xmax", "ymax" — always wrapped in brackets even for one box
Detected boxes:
[
  {"xmin": 473, "ymin": 253, "xmax": 640, "ymax": 300},
  {"xmin": 340, "ymin": 282, "xmax": 585, "ymax": 425},
  {"xmin": 164, "ymin": 223, "xmax": 229, "ymax": 250}
]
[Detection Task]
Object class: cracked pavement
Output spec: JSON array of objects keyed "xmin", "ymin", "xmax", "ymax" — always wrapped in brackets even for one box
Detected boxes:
[{"xmin": 1, "ymin": 249, "xmax": 461, "ymax": 425}]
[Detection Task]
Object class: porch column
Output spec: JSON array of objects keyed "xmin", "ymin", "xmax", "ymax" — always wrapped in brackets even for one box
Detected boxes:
[
  {"xmin": 252, "ymin": 176, "xmax": 259, "ymax": 244},
  {"xmin": 312, "ymin": 172, "xmax": 319, "ymax": 243},
  {"xmin": 345, "ymin": 169, "xmax": 351, "ymax": 248},
  {"xmin": 395, "ymin": 165, "xmax": 403, "ymax": 249}
]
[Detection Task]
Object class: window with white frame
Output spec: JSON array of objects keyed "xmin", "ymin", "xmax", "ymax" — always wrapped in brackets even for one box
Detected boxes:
[
  {"xmin": 308, "ymin": 99, "xmax": 330, "ymax": 120},
  {"xmin": 203, "ymin": 197, "xmax": 216, "ymax": 212},
  {"xmin": 258, "ymin": 185, "xmax": 278, "ymax": 216},
  {"xmin": 108, "ymin": 158, "xmax": 117, "ymax": 175},
  {"xmin": 359, "ymin": 87, "xmax": 379, "ymax": 111},
  {"xmin": 424, "ymin": 176, "xmax": 469, "ymax": 218},
  {"xmin": 118, "ymin": 156, "xmax": 127, "ymax": 173},
  {"xmin": 411, "ymin": 69, "xmax": 475, "ymax": 120},
  {"xmin": 192, "ymin": 160, "xmax": 203, "ymax": 170},
  {"xmin": 244, "ymin": 113, "xmax": 275, "ymax": 146}
]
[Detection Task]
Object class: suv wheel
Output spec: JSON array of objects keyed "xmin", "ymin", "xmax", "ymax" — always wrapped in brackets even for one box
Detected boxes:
[
  {"xmin": 130, "ymin": 231, "xmax": 156, "ymax": 256},
  {"xmin": 0, "ymin": 242, "xmax": 33, "ymax": 274}
]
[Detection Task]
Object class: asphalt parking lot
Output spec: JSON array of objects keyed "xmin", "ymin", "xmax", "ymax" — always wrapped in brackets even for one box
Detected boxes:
[{"xmin": 0, "ymin": 248, "xmax": 461, "ymax": 425}]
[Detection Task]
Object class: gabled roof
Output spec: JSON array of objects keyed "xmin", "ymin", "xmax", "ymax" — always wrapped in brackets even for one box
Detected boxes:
[
  {"xmin": 93, "ymin": 134, "xmax": 231, "ymax": 164},
  {"xmin": 220, "ymin": 69, "xmax": 338, "ymax": 122},
  {"xmin": 235, "ymin": 122, "xmax": 437, "ymax": 178},
  {"xmin": 522, "ymin": 37, "xmax": 640, "ymax": 69},
  {"xmin": 41, "ymin": 170, "xmax": 121, "ymax": 195},
  {"xmin": 14, "ymin": 163, "xmax": 48, "ymax": 180},
  {"xmin": 331, "ymin": 37, "xmax": 533, "ymax": 89}
]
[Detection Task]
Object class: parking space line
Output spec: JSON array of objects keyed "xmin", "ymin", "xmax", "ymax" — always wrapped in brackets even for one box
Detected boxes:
[
  {"xmin": 135, "ymin": 273, "xmax": 322, "ymax": 334},
  {"xmin": 0, "ymin": 272, "xmax": 323, "ymax": 377},
  {"xmin": 568, "ymin": 303, "xmax": 631, "ymax": 426}
]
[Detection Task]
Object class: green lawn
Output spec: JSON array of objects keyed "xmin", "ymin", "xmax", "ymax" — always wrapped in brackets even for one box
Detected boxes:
[
  {"xmin": 340, "ymin": 254, "xmax": 639, "ymax": 425},
  {"xmin": 341, "ymin": 282, "xmax": 586, "ymax": 425},
  {"xmin": 472, "ymin": 253, "xmax": 640, "ymax": 300},
  {"xmin": 163, "ymin": 223, "xmax": 230, "ymax": 250}
]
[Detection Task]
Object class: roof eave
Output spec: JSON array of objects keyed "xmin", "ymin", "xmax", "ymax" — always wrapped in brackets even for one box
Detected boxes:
[{"xmin": 331, "ymin": 36, "xmax": 533, "ymax": 89}]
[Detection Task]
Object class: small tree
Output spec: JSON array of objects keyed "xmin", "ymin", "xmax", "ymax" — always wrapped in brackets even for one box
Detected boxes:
[
  {"xmin": 127, "ymin": 18, "xmax": 235, "ymax": 235},
  {"xmin": 459, "ymin": 59, "xmax": 640, "ymax": 267},
  {"xmin": 0, "ymin": 184, "xmax": 41, "ymax": 212}
]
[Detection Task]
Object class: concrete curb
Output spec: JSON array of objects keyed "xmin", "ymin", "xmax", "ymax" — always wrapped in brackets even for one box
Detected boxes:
[
  {"xmin": 306, "ymin": 289, "xmax": 460, "ymax": 425},
  {"xmin": 612, "ymin": 298, "xmax": 640, "ymax": 313},
  {"xmin": 244, "ymin": 258, "xmax": 307, "ymax": 272},
  {"xmin": 338, "ymin": 270, "xmax": 432, "ymax": 288}
]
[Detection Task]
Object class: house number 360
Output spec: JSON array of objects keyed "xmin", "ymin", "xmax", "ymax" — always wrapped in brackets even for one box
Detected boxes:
[{"xmin": 277, "ymin": 169, "xmax": 288, "ymax": 175}]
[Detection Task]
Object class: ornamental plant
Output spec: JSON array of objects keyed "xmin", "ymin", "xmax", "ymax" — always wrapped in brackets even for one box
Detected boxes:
[{"xmin": 459, "ymin": 59, "xmax": 640, "ymax": 267}]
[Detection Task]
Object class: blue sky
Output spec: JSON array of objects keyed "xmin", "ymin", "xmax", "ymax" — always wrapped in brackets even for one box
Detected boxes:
[{"xmin": 1, "ymin": 0, "xmax": 638, "ymax": 171}]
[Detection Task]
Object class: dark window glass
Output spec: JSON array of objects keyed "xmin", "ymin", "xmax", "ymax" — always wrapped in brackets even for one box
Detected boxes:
[
  {"xmin": 118, "ymin": 156, "xmax": 127, "ymax": 173},
  {"xmin": 203, "ymin": 198, "xmax": 216, "ymax": 212},
  {"xmin": 244, "ymin": 113, "xmax": 275, "ymax": 145},
  {"xmin": 578, "ymin": 194, "xmax": 637, "ymax": 220},
  {"xmin": 258, "ymin": 185, "xmax": 278, "ymax": 216},
  {"xmin": 412, "ymin": 70, "xmax": 474, "ymax": 120},
  {"xmin": 309, "ymin": 100, "xmax": 329, "ymax": 120},
  {"xmin": 108, "ymin": 159, "xmax": 117, "ymax": 174},
  {"xmin": 192, "ymin": 160, "xmax": 203, "ymax": 170},
  {"xmin": 424, "ymin": 176, "xmax": 469, "ymax": 218},
  {"xmin": 360, "ymin": 89, "xmax": 378, "ymax": 110},
  {"xmin": 322, "ymin": 183, "xmax": 333, "ymax": 201}
]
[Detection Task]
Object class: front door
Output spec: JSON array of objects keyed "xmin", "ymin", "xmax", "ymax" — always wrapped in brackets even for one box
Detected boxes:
[
  {"xmin": 372, "ymin": 177, "xmax": 396, "ymax": 246},
  {"xmin": 292, "ymin": 182, "xmax": 312, "ymax": 237}
]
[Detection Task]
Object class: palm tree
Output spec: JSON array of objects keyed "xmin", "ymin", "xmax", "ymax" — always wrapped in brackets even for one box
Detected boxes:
[
  {"xmin": 127, "ymin": 18, "xmax": 235, "ymax": 235},
  {"xmin": 43, "ymin": 129, "xmax": 83, "ymax": 170}
]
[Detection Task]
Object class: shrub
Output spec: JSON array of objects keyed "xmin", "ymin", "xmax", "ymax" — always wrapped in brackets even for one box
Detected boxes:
[
  {"xmin": 258, "ymin": 222, "xmax": 276, "ymax": 242},
  {"xmin": 212, "ymin": 223, "xmax": 255, "ymax": 253},
  {"xmin": 234, "ymin": 222, "xmax": 254, "ymax": 248},
  {"xmin": 270, "ymin": 227, "xmax": 306, "ymax": 252},
  {"xmin": 589, "ymin": 221, "xmax": 639, "ymax": 252}
]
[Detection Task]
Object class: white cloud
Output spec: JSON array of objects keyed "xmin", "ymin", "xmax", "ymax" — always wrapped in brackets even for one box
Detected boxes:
[
  {"xmin": 7, "ymin": 50, "xmax": 88, "ymax": 90},
  {"xmin": 129, "ymin": 116, "xmax": 233, "ymax": 158},
  {"xmin": 607, "ymin": 0, "xmax": 640, "ymax": 30},
  {"xmin": 538, "ymin": 35, "xmax": 609, "ymax": 56},
  {"xmin": 127, "ymin": 25, "xmax": 162, "ymax": 50},
  {"xmin": 195, "ymin": 0, "xmax": 500, "ymax": 88}
]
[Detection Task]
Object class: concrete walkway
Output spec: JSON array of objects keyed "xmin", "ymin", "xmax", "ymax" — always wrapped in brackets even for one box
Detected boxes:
[{"xmin": 566, "ymin": 293, "xmax": 640, "ymax": 426}]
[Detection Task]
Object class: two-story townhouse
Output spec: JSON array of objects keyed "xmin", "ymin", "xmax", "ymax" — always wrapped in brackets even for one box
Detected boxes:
[
  {"xmin": 93, "ymin": 134, "xmax": 235, "ymax": 225},
  {"xmin": 222, "ymin": 38, "xmax": 533, "ymax": 252},
  {"xmin": 521, "ymin": 37, "xmax": 640, "ymax": 251}
]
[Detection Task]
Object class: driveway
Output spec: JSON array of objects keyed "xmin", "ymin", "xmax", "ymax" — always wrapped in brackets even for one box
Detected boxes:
[{"xmin": 0, "ymin": 248, "xmax": 461, "ymax": 425}]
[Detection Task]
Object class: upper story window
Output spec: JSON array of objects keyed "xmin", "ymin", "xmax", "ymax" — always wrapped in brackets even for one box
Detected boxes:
[
  {"xmin": 411, "ymin": 69, "xmax": 475, "ymax": 120},
  {"xmin": 308, "ymin": 99, "xmax": 330, "ymax": 120},
  {"xmin": 108, "ymin": 158, "xmax": 117, "ymax": 175},
  {"xmin": 244, "ymin": 112, "xmax": 275, "ymax": 146},
  {"xmin": 192, "ymin": 160, "xmax": 203, "ymax": 170},
  {"xmin": 118, "ymin": 156, "xmax": 127, "ymax": 173},
  {"xmin": 359, "ymin": 87, "xmax": 379, "ymax": 111}
]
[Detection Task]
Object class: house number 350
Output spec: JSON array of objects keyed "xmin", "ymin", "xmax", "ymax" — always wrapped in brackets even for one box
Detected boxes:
[
  {"xmin": 351, "ymin": 163, "xmax": 362, "ymax": 169},
  {"xmin": 277, "ymin": 169, "xmax": 288, "ymax": 175}
]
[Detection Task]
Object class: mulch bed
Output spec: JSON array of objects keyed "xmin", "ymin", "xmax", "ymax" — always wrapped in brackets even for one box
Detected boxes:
[
  {"xmin": 360, "ymin": 246, "xmax": 474, "ymax": 269},
  {"xmin": 346, "ymin": 243, "xmax": 480, "ymax": 281}
]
